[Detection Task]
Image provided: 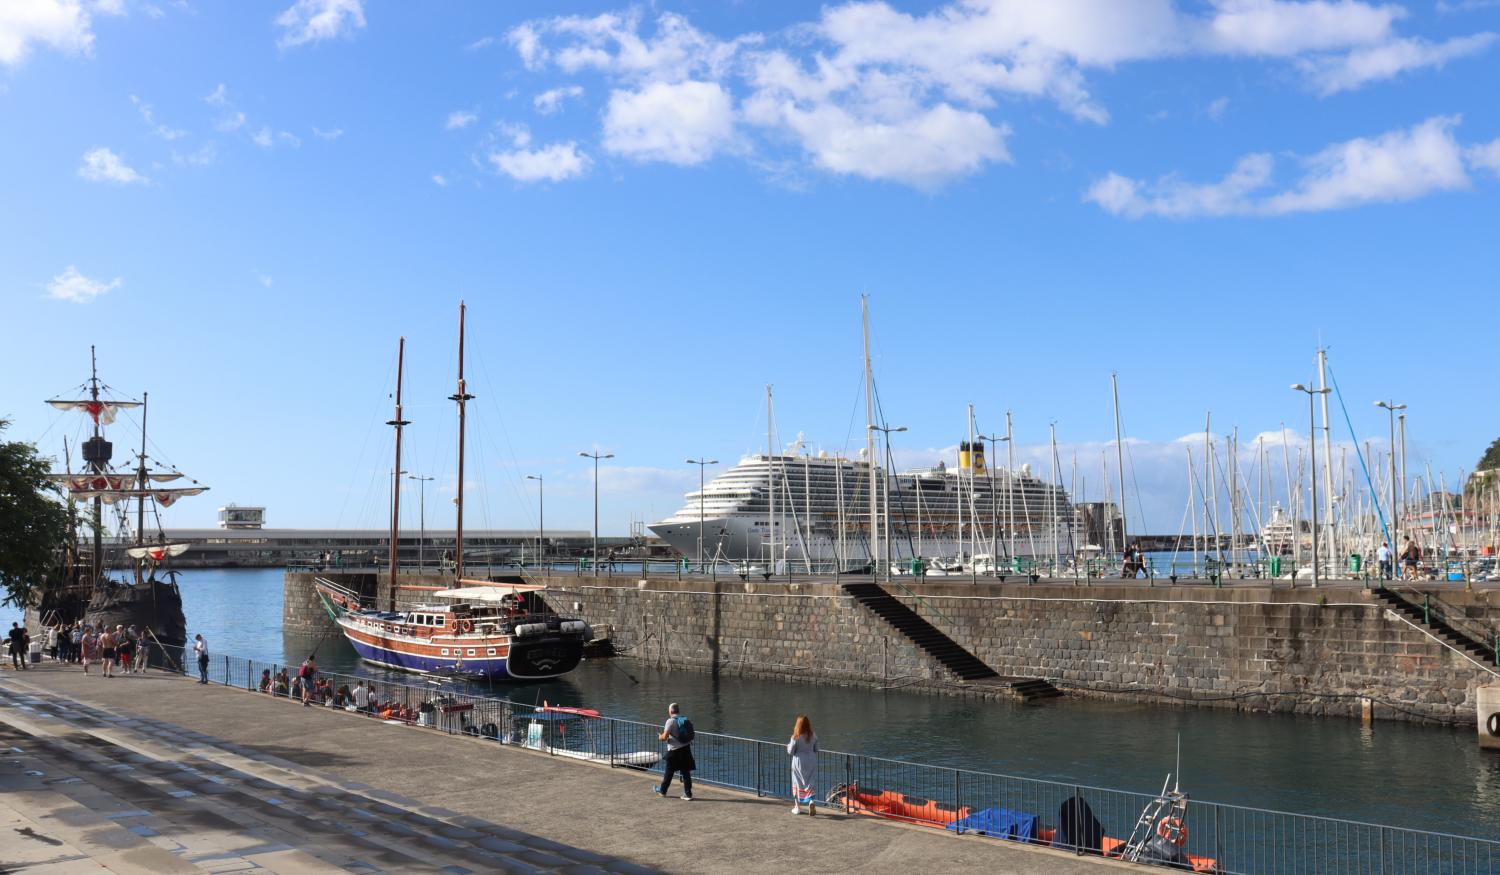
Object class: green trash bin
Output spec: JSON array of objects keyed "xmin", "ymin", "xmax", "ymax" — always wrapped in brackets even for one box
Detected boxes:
[
  {"xmin": 910, "ymin": 557, "xmax": 926, "ymax": 577},
  {"xmin": 1268, "ymin": 555, "xmax": 1282, "ymax": 577},
  {"xmin": 1348, "ymin": 553, "xmax": 1361, "ymax": 574}
]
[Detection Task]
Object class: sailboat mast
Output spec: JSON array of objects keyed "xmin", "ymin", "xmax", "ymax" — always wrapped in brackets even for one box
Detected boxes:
[
  {"xmin": 1006, "ymin": 410, "xmax": 1016, "ymax": 559},
  {"xmin": 450, "ymin": 302, "xmax": 474, "ymax": 582},
  {"xmin": 1316, "ymin": 349, "xmax": 1336, "ymax": 568},
  {"xmin": 862, "ymin": 296, "xmax": 877, "ymax": 575},
  {"xmin": 766, "ymin": 384, "xmax": 775, "ymax": 570},
  {"xmin": 135, "ymin": 392, "xmax": 148, "ymax": 585},
  {"xmin": 387, "ymin": 337, "xmax": 409, "ymax": 611},
  {"xmin": 1111, "ymin": 373, "xmax": 1128, "ymax": 553}
]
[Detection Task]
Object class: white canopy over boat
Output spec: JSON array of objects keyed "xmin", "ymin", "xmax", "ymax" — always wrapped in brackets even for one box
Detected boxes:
[{"xmin": 432, "ymin": 583, "xmax": 547, "ymax": 602}]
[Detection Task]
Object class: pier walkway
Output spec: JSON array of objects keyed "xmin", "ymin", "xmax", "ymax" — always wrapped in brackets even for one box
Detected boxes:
[{"xmin": 0, "ymin": 665, "xmax": 1121, "ymax": 874}]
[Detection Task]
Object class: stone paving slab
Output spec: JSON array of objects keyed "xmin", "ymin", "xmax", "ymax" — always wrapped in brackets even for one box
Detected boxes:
[{"xmin": 1, "ymin": 664, "xmax": 1130, "ymax": 874}]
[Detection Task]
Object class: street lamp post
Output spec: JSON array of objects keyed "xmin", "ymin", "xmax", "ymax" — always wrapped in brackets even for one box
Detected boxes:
[
  {"xmin": 579, "ymin": 451, "xmax": 613, "ymax": 571},
  {"xmin": 407, "ymin": 474, "xmax": 433, "ymax": 568},
  {"xmin": 686, "ymin": 458, "xmax": 719, "ymax": 573},
  {"xmin": 872, "ymin": 424, "xmax": 907, "ymax": 582},
  {"xmin": 1293, "ymin": 384, "xmax": 1332, "ymax": 587},
  {"xmin": 1376, "ymin": 400, "xmax": 1407, "ymax": 571},
  {"xmin": 526, "ymin": 475, "xmax": 544, "ymax": 565},
  {"xmin": 977, "ymin": 432, "xmax": 1010, "ymax": 577}
]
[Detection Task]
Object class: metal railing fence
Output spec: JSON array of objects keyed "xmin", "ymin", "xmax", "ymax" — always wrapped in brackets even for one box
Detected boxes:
[{"xmin": 136, "ymin": 643, "xmax": 1500, "ymax": 875}]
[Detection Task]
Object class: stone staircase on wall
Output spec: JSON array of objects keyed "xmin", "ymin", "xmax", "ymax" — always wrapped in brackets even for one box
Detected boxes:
[
  {"xmin": 841, "ymin": 581, "xmax": 1061, "ymax": 701},
  {"xmin": 1373, "ymin": 586, "xmax": 1498, "ymax": 667}
]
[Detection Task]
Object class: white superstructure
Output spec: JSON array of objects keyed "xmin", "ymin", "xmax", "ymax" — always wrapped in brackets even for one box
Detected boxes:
[{"xmin": 650, "ymin": 443, "xmax": 1076, "ymax": 571}]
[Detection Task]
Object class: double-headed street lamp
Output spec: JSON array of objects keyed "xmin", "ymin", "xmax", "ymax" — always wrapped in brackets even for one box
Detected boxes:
[
  {"xmin": 686, "ymin": 458, "xmax": 719, "ymax": 572},
  {"xmin": 1292, "ymin": 384, "xmax": 1331, "ymax": 587},
  {"xmin": 872, "ymin": 424, "xmax": 907, "ymax": 581},
  {"xmin": 976, "ymin": 432, "xmax": 1010, "ymax": 574},
  {"xmin": 579, "ymin": 451, "xmax": 613, "ymax": 570},
  {"xmin": 407, "ymin": 474, "xmax": 433, "ymax": 567},
  {"xmin": 1376, "ymin": 399, "xmax": 1407, "ymax": 566},
  {"xmin": 526, "ymin": 475, "xmax": 544, "ymax": 564}
]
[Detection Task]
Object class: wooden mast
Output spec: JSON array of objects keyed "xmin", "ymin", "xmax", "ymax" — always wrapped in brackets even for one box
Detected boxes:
[
  {"xmin": 450, "ymin": 302, "xmax": 473, "ymax": 583},
  {"xmin": 89, "ymin": 346, "xmax": 103, "ymax": 585},
  {"xmin": 134, "ymin": 392, "xmax": 148, "ymax": 585},
  {"xmin": 387, "ymin": 337, "xmax": 409, "ymax": 611}
]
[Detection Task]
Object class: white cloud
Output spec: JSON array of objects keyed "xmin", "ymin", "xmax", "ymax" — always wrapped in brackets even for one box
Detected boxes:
[
  {"xmin": 489, "ymin": 142, "xmax": 590, "ymax": 183},
  {"xmin": 171, "ymin": 143, "xmax": 216, "ymax": 166},
  {"xmin": 505, "ymin": 3, "xmax": 1497, "ymax": 190},
  {"xmin": 312, "ymin": 125, "xmax": 343, "ymax": 140},
  {"xmin": 78, "ymin": 146, "xmax": 147, "ymax": 183},
  {"xmin": 445, "ymin": 110, "xmax": 477, "ymax": 130},
  {"xmin": 275, "ymin": 0, "xmax": 364, "ymax": 49},
  {"xmin": 252, "ymin": 127, "xmax": 301, "ymax": 149},
  {"xmin": 431, "ymin": 173, "xmax": 449, "ymax": 187},
  {"xmin": 215, "ymin": 111, "xmax": 247, "ymax": 132},
  {"xmin": 205, "ymin": 83, "xmax": 229, "ymax": 106},
  {"xmin": 92, "ymin": 0, "xmax": 124, "ymax": 15},
  {"xmin": 534, "ymin": 85, "xmax": 583, "ymax": 115},
  {"xmin": 1299, "ymin": 32, "xmax": 1497, "ymax": 94},
  {"xmin": 256, "ymin": 274, "xmax": 273, "ymax": 288},
  {"xmin": 130, "ymin": 95, "xmax": 187, "ymax": 140},
  {"xmin": 467, "ymin": 35, "xmax": 494, "ymax": 51},
  {"xmin": 1468, "ymin": 138, "xmax": 1500, "ymax": 176},
  {"xmin": 1206, "ymin": 96, "xmax": 1229, "ymax": 120},
  {"xmin": 47, "ymin": 265, "xmax": 120, "ymax": 303},
  {"xmin": 1086, "ymin": 115, "xmax": 1473, "ymax": 218},
  {"xmin": 603, "ymin": 80, "xmax": 734, "ymax": 165},
  {"xmin": 0, "ymin": 0, "xmax": 96, "ymax": 66}
]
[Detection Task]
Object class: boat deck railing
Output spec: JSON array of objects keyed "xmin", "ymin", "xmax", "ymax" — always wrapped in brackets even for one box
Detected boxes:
[{"xmin": 154, "ymin": 643, "xmax": 1500, "ymax": 875}]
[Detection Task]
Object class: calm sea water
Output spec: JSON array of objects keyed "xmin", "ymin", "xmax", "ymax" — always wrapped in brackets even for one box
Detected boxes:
[{"xmin": 6, "ymin": 568, "xmax": 1500, "ymax": 839}]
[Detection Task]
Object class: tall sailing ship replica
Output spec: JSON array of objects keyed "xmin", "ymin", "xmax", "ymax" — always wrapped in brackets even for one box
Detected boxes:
[
  {"xmin": 34, "ymin": 348, "xmax": 208, "ymax": 648},
  {"xmin": 315, "ymin": 304, "xmax": 590, "ymax": 680}
]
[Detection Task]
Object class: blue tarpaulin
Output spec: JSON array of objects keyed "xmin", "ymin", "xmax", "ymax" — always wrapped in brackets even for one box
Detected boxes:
[{"xmin": 945, "ymin": 806, "xmax": 1039, "ymax": 842}]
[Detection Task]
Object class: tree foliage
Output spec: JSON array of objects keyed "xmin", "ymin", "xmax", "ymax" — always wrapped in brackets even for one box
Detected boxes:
[
  {"xmin": 0, "ymin": 420, "xmax": 68, "ymax": 608},
  {"xmin": 1477, "ymin": 437, "xmax": 1500, "ymax": 473}
]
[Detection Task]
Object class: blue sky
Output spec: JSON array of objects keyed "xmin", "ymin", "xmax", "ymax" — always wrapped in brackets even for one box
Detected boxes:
[{"xmin": 2, "ymin": 0, "xmax": 1498, "ymax": 539}]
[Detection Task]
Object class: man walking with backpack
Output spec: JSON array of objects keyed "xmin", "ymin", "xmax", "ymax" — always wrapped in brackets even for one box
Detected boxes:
[{"xmin": 655, "ymin": 702, "xmax": 695, "ymax": 801}]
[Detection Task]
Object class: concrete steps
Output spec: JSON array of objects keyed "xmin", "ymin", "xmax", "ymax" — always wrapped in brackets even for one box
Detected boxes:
[
  {"xmin": 841, "ymin": 582, "xmax": 1062, "ymax": 701},
  {"xmin": 1372, "ymin": 587, "xmax": 1498, "ymax": 666}
]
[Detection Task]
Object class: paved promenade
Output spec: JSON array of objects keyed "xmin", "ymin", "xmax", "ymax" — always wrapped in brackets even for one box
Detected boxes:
[{"xmin": 0, "ymin": 664, "xmax": 1125, "ymax": 875}]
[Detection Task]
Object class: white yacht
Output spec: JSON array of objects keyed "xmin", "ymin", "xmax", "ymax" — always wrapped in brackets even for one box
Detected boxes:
[{"xmin": 650, "ymin": 441, "xmax": 1076, "ymax": 571}]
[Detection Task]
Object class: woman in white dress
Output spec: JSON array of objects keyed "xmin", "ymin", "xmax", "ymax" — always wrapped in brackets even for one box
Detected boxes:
[{"xmin": 787, "ymin": 714, "xmax": 819, "ymax": 816}]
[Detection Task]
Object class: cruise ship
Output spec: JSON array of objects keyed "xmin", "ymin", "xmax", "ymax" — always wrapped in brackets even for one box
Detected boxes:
[{"xmin": 650, "ymin": 441, "xmax": 1078, "ymax": 571}]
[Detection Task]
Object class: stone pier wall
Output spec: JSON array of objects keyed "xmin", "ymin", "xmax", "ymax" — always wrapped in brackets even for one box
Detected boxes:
[{"xmin": 537, "ymin": 577, "xmax": 1500, "ymax": 724}]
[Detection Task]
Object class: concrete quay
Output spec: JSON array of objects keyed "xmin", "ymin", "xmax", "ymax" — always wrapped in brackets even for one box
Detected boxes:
[{"xmin": 0, "ymin": 664, "xmax": 1124, "ymax": 875}]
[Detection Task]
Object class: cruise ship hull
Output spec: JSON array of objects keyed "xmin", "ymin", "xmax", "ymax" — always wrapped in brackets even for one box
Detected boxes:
[{"xmin": 650, "ymin": 516, "xmax": 1069, "ymax": 569}]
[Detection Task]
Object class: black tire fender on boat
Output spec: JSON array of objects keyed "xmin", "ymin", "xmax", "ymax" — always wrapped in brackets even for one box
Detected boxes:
[{"xmin": 1488, "ymin": 712, "xmax": 1500, "ymax": 737}]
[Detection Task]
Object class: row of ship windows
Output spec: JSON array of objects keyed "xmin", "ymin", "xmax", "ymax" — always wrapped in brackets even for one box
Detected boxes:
[{"xmin": 439, "ymin": 648, "xmax": 497, "ymax": 657}]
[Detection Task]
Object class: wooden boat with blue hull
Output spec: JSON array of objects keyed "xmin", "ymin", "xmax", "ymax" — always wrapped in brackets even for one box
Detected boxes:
[{"xmin": 315, "ymin": 578, "xmax": 590, "ymax": 680}]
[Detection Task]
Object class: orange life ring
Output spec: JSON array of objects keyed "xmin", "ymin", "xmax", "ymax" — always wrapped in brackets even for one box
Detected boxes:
[
  {"xmin": 1156, "ymin": 816, "xmax": 1188, "ymax": 846},
  {"xmin": 459, "ymin": 619, "xmax": 473, "ymax": 633}
]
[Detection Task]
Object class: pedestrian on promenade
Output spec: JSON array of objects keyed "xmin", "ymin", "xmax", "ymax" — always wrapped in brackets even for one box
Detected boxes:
[
  {"xmin": 193, "ymin": 633, "xmax": 209, "ymax": 684},
  {"xmin": 273, "ymin": 669, "xmax": 290, "ymax": 697},
  {"xmin": 134, "ymin": 627, "xmax": 152, "ymax": 673},
  {"xmin": 655, "ymin": 702, "xmax": 695, "ymax": 801},
  {"xmin": 1377, "ymin": 541, "xmax": 1392, "ymax": 579},
  {"xmin": 44, "ymin": 625, "xmax": 58, "ymax": 661},
  {"xmin": 98, "ymin": 626, "xmax": 117, "ymax": 678},
  {"xmin": 69, "ymin": 623, "xmax": 82, "ymax": 664},
  {"xmin": 7, "ymin": 623, "xmax": 27, "ymax": 671},
  {"xmin": 116, "ymin": 626, "xmax": 134, "ymax": 674},
  {"xmin": 1400, "ymin": 539, "xmax": 1421, "ymax": 580},
  {"xmin": 258, "ymin": 669, "xmax": 273, "ymax": 693},
  {"xmin": 297, "ymin": 656, "xmax": 317, "ymax": 707},
  {"xmin": 787, "ymin": 714, "xmax": 819, "ymax": 816},
  {"xmin": 81, "ymin": 626, "xmax": 97, "ymax": 674}
]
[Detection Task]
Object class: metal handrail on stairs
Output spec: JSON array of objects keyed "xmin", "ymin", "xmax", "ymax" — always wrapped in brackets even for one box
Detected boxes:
[{"xmin": 1383, "ymin": 584, "xmax": 1500, "ymax": 666}]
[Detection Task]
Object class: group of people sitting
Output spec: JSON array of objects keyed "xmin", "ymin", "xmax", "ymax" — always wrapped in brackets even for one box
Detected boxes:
[{"xmin": 253, "ymin": 666, "xmax": 431, "ymax": 723}]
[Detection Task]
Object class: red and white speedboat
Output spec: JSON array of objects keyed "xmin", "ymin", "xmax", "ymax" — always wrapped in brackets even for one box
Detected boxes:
[{"xmin": 315, "ymin": 579, "xmax": 589, "ymax": 680}]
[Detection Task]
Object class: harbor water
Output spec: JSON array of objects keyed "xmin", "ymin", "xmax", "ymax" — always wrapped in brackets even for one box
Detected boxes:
[{"xmin": 7, "ymin": 568, "xmax": 1500, "ymax": 841}]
